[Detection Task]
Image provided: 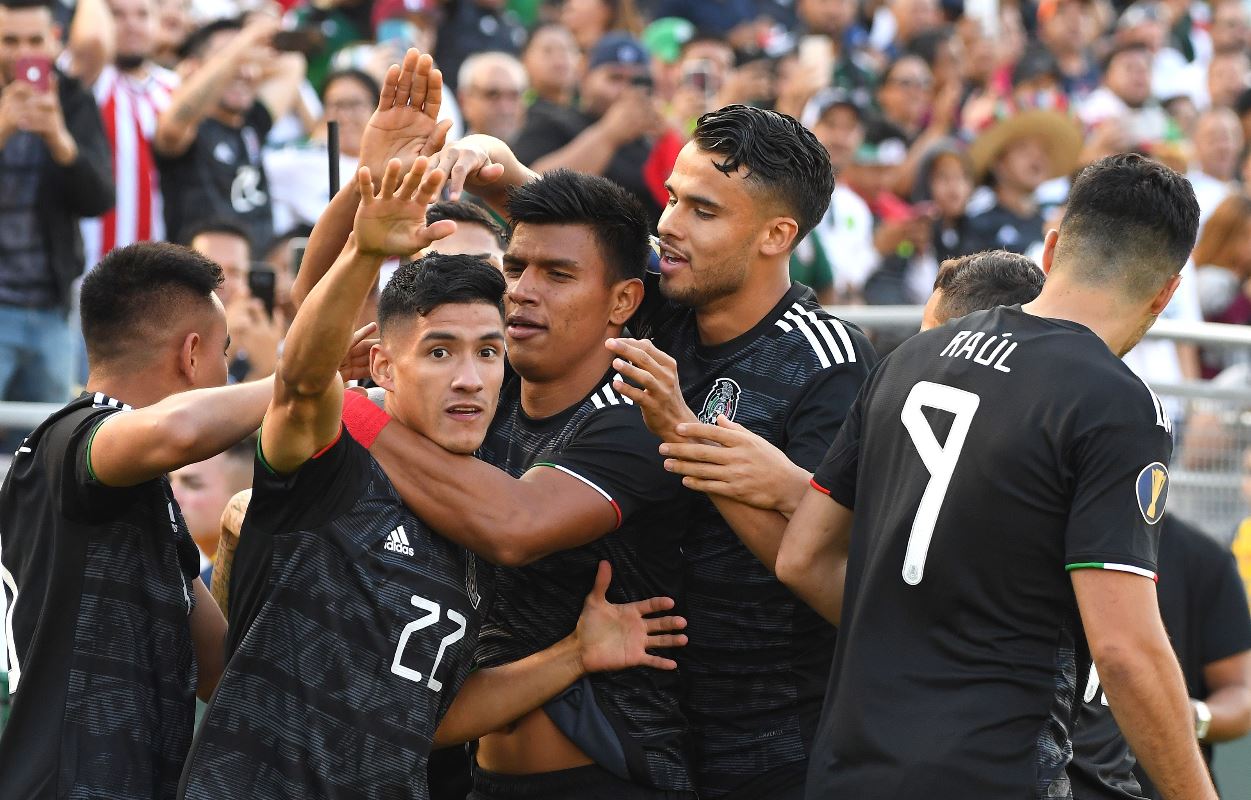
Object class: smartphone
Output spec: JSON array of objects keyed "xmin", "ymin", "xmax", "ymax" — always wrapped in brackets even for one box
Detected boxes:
[
  {"xmin": 681, "ymin": 59, "xmax": 719, "ymax": 102},
  {"xmin": 377, "ymin": 18, "xmax": 418, "ymax": 50},
  {"xmin": 14, "ymin": 56, "xmax": 51, "ymax": 93},
  {"xmin": 272, "ymin": 28, "xmax": 325, "ymax": 55},
  {"xmin": 288, "ymin": 237, "xmax": 308, "ymax": 277},
  {"xmin": 248, "ymin": 266, "xmax": 277, "ymax": 317}
]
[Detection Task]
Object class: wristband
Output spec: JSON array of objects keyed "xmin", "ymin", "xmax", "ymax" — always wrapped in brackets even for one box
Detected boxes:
[{"xmin": 342, "ymin": 388, "xmax": 391, "ymax": 448}]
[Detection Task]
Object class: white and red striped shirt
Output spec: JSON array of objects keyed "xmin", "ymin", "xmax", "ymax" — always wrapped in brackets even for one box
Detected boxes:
[{"xmin": 80, "ymin": 63, "xmax": 179, "ymax": 272}]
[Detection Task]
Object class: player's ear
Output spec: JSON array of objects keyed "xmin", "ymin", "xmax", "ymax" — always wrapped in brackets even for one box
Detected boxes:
[
  {"xmin": 760, "ymin": 217, "xmax": 799, "ymax": 258},
  {"xmin": 178, "ymin": 331, "xmax": 200, "ymax": 386},
  {"xmin": 1148, "ymin": 273, "xmax": 1182, "ymax": 317},
  {"xmin": 608, "ymin": 277, "xmax": 644, "ymax": 327},
  {"xmin": 370, "ymin": 342, "xmax": 396, "ymax": 391},
  {"xmin": 1040, "ymin": 229, "xmax": 1059, "ymax": 275}
]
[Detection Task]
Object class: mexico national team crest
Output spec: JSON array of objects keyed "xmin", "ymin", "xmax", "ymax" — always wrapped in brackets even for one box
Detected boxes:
[
  {"xmin": 1135, "ymin": 462, "xmax": 1169, "ymax": 525},
  {"xmin": 698, "ymin": 378, "xmax": 741, "ymax": 424}
]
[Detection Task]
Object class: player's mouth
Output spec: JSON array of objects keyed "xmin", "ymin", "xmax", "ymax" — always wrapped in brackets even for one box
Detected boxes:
[
  {"xmin": 444, "ymin": 403, "xmax": 486, "ymax": 422},
  {"xmin": 506, "ymin": 313, "xmax": 547, "ymax": 341},
  {"xmin": 657, "ymin": 240, "xmax": 690, "ymax": 277}
]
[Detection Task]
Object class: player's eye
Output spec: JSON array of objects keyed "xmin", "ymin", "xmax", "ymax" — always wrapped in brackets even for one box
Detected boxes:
[
  {"xmin": 694, "ymin": 209, "xmax": 714, "ymax": 220},
  {"xmin": 550, "ymin": 271, "xmax": 573, "ymax": 281},
  {"xmin": 479, "ymin": 346, "xmax": 499, "ymax": 359},
  {"xmin": 430, "ymin": 347, "xmax": 449, "ymax": 359}
]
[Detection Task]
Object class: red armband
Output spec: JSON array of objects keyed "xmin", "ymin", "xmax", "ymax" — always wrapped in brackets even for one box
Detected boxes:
[{"xmin": 342, "ymin": 389, "xmax": 391, "ymax": 448}]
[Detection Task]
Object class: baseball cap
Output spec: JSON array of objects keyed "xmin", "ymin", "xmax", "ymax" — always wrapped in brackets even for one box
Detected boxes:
[
  {"xmin": 641, "ymin": 17, "xmax": 695, "ymax": 64},
  {"xmin": 587, "ymin": 33, "xmax": 650, "ymax": 71},
  {"xmin": 801, "ymin": 87, "xmax": 868, "ymax": 128}
]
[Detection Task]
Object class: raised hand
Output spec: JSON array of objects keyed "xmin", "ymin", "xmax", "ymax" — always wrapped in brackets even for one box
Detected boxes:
[
  {"xmin": 432, "ymin": 137, "xmax": 507, "ymax": 202},
  {"xmin": 359, "ymin": 49, "xmax": 453, "ymax": 182},
  {"xmin": 575, "ymin": 561, "xmax": 687, "ymax": 673},
  {"xmin": 339, "ymin": 322, "xmax": 379, "ymax": 383},
  {"xmin": 353, "ymin": 157, "xmax": 455, "ymax": 258}
]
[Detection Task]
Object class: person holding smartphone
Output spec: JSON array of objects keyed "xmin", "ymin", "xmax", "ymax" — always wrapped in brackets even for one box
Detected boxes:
[{"xmin": 0, "ymin": 0, "xmax": 113, "ymax": 419}]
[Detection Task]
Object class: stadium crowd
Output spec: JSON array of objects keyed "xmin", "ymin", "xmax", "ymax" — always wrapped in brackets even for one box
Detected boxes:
[{"xmin": 1, "ymin": 0, "xmax": 1251, "ymax": 797}]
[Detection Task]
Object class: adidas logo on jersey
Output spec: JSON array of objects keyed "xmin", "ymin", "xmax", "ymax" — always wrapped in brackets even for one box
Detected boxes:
[{"xmin": 385, "ymin": 525, "xmax": 414, "ymax": 557}]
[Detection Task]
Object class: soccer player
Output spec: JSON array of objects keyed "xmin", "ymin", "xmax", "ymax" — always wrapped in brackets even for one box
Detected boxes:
[
  {"xmin": 0, "ymin": 241, "xmax": 281, "ymax": 798},
  {"xmin": 179, "ymin": 159, "xmax": 688, "ymax": 799},
  {"xmin": 422, "ymin": 105, "xmax": 876, "ymax": 800},
  {"xmin": 658, "ymin": 250, "xmax": 1043, "ymax": 521},
  {"xmin": 776, "ymin": 153, "xmax": 1217, "ymax": 799}
]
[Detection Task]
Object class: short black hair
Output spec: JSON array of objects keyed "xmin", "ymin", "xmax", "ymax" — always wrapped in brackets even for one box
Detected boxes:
[
  {"xmin": 426, "ymin": 200, "xmax": 509, "ymax": 251},
  {"xmin": 692, "ymin": 104, "xmax": 834, "ymax": 247},
  {"xmin": 180, "ymin": 17, "xmax": 243, "ymax": 60},
  {"xmin": 1101, "ymin": 41, "xmax": 1151, "ymax": 74},
  {"xmin": 1057, "ymin": 153, "xmax": 1199, "ymax": 300},
  {"xmin": 932, "ymin": 251, "xmax": 1043, "ymax": 321},
  {"xmin": 504, "ymin": 169, "xmax": 649, "ymax": 283},
  {"xmin": 321, "ymin": 68, "xmax": 381, "ymax": 105},
  {"xmin": 181, "ymin": 217, "xmax": 252, "ymax": 252},
  {"xmin": 378, "ymin": 253, "xmax": 506, "ymax": 336},
  {"xmin": 0, "ymin": 0, "xmax": 52, "ymax": 11},
  {"xmin": 81, "ymin": 242, "xmax": 224, "ymax": 366}
]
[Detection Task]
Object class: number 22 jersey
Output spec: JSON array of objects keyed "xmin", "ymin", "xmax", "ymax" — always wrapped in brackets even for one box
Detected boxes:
[
  {"xmin": 808, "ymin": 306, "xmax": 1173, "ymax": 799},
  {"xmin": 179, "ymin": 428, "xmax": 494, "ymax": 800}
]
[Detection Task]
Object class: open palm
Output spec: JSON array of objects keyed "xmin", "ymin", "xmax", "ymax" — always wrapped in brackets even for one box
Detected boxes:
[
  {"xmin": 576, "ymin": 561, "xmax": 687, "ymax": 673},
  {"xmin": 360, "ymin": 49, "xmax": 453, "ymax": 181},
  {"xmin": 353, "ymin": 157, "xmax": 454, "ymax": 258}
]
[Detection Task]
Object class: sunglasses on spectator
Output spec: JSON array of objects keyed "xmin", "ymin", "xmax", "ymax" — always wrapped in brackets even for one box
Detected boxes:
[
  {"xmin": 888, "ymin": 76, "xmax": 933, "ymax": 90},
  {"xmin": 472, "ymin": 87, "xmax": 523, "ymax": 101}
]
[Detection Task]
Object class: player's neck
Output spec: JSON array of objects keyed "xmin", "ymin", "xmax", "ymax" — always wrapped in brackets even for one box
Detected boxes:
[
  {"xmin": 84, "ymin": 369, "xmax": 180, "ymax": 410},
  {"xmin": 695, "ymin": 262, "xmax": 791, "ymax": 347},
  {"xmin": 1022, "ymin": 285, "xmax": 1139, "ymax": 356},
  {"xmin": 519, "ymin": 350, "xmax": 617, "ymax": 419}
]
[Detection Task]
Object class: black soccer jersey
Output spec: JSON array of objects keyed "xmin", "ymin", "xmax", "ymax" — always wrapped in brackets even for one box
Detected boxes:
[
  {"xmin": 809, "ymin": 306, "xmax": 1174, "ymax": 799},
  {"xmin": 0, "ymin": 392, "xmax": 201, "ymax": 799},
  {"xmin": 1071, "ymin": 515, "xmax": 1251, "ymax": 799},
  {"xmin": 633, "ymin": 280, "xmax": 877, "ymax": 797},
  {"xmin": 179, "ymin": 428, "xmax": 495, "ymax": 800},
  {"xmin": 474, "ymin": 369, "xmax": 694, "ymax": 792}
]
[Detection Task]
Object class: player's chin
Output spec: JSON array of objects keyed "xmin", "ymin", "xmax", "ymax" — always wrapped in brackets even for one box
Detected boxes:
[{"xmin": 433, "ymin": 414, "xmax": 490, "ymax": 454}]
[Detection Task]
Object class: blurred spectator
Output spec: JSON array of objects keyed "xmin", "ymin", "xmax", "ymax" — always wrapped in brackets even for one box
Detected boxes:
[
  {"xmin": 561, "ymin": 0, "xmax": 643, "ymax": 51},
  {"xmin": 1234, "ymin": 87, "xmax": 1251, "ymax": 146},
  {"xmin": 650, "ymin": 0, "xmax": 762, "ymax": 46},
  {"xmin": 521, "ymin": 22, "xmax": 579, "ymax": 106},
  {"xmin": 1037, "ymin": 0, "xmax": 1100, "ymax": 100},
  {"xmin": 869, "ymin": 54, "xmax": 933, "ymax": 144},
  {"xmin": 1208, "ymin": 48, "xmax": 1251, "ymax": 110},
  {"xmin": 965, "ymin": 108, "xmax": 1082, "ymax": 255},
  {"xmin": 457, "ymin": 51, "xmax": 527, "ymax": 140},
  {"xmin": 1193, "ymin": 194, "xmax": 1251, "ymax": 334},
  {"xmin": 1079, "ymin": 43, "xmax": 1170, "ymax": 147},
  {"xmin": 186, "ymin": 217, "xmax": 250, "ymax": 306},
  {"xmin": 170, "ymin": 437, "xmax": 253, "ymax": 586},
  {"xmin": 1189, "ymin": 108, "xmax": 1243, "ymax": 227},
  {"xmin": 260, "ymin": 224, "xmax": 308, "ymax": 326},
  {"xmin": 154, "ymin": 16, "xmax": 305, "ymax": 248},
  {"xmin": 869, "ymin": 0, "xmax": 942, "ymax": 58},
  {"xmin": 0, "ymin": 0, "xmax": 113, "ymax": 409},
  {"xmin": 1209, "ymin": 0, "xmax": 1250, "ymax": 61},
  {"xmin": 63, "ymin": 0, "xmax": 178, "ymax": 272},
  {"xmin": 265, "ymin": 68, "xmax": 376, "ymax": 232},
  {"xmin": 1116, "ymin": 0, "xmax": 1197, "ymax": 105},
  {"xmin": 794, "ymin": 88, "xmax": 878, "ymax": 302},
  {"xmin": 513, "ymin": 32, "xmax": 669, "ymax": 221},
  {"xmin": 288, "ymin": 0, "xmax": 373, "ymax": 90},
  {"xmin": 913, "ymin": 139, "xmax": 975, "ymax": 264},
  {"xmin": 794, "ymin": 0, "xmax": 876, "ymax": 97},
  {"xmin": 151, "ymin": 0, "xmax": 189, "ymax": 68},
  {"xmin": 434, "ymin": 0, "xmax": 526, "ymax": 92}
]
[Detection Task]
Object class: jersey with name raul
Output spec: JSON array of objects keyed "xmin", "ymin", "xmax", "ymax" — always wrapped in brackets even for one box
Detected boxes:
[
  {"xmin": 808, "ymin": 305, "xmax": 1172, "ymax": 799},
  {"xmin": 179, "ymin": 428, "xmax": 495, "ymax": 800}
]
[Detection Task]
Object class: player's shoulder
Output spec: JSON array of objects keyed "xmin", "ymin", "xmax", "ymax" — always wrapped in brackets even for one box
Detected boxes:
[{"xmin": 770, "ymin": 294, "xmax": 872, "ymax": 371}]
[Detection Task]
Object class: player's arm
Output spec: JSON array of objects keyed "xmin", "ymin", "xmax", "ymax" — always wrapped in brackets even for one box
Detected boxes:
[
  {"xmin": 210, "ymin": 488, "xmax": 252, "ymax": 616},
  {"xmin": 343, "ymin": 396, "xmax": 618, "ymax": 566},
  {"xmin": 1073, "ymin": 569, "xmax": 1217, "ymax": 800},
  {"xmin": 265, "ymin": 158, "xmax": 452, "ymax": 475},
  {"xmin": 290, "ymin": 50, "xmax": 451, "ymax": 309},
  {"xmin": 434, "ymin": 562, "xmax": 685, "ymax": 747},
  {"xmin": 1200, "ymin": 650, "xmax": 1251, "ymax": 742},
  {"xmin": 189, "ymin": 577, "xmax": 227, "ymax": 701},
  {"xmin": 86, "ymin": 377, "xmax": 273, "ymax": 488},
  {"xmin": 775, "ymin": 487, "xmax": 854, "ymax": 625}
]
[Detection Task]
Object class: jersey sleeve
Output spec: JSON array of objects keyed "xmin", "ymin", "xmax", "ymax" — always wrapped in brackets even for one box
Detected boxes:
[
  {"xmin": 809, "ymin": 387, "xmax": 865, "ymax": 510},
  {"xmin": 1197, "ymin": 545, "xmax": 1251, "ymax": 665},
  {"xmin": 249, "ymin": 425, "xmax": 368, "ymax": 534},
  {"xmin": 1063, "ymin": 423, "xmax": 1173, "ymax": 580},
  {"xmin": 533, "ymin": 406, "xmax": 684, "ymax": 526},
  {"xmin": 782, "ymin": 357, "xmax": 873, "ymax": 472},
  {"xmin": 48, "ymin": 404, "xmax": 135, "ymax": 523}
]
